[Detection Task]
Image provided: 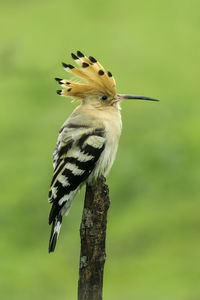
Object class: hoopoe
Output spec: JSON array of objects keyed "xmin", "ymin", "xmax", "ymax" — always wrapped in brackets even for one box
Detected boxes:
[{"xmin": 48, "ymin": 50, "xmax": 158, "ymax": 253}]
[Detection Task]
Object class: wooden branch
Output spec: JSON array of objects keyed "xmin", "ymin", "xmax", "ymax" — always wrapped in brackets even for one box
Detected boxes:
[{"xmin": 78, "ymin": 176, "xmax": 110, "ymax": 300}]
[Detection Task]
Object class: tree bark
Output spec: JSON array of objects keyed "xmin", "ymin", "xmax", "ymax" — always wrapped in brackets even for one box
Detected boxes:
[{"xmin": 78, "ymin": 176, "xmax": 110, "ymax": 300}]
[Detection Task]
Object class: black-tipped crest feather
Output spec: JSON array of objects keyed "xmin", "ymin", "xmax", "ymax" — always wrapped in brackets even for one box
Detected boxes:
[
  {"xmin": 55, "ymin": 77, "xmax": 62, "ymax": 82},
  {"xmin": 77, "ymin": 50, "xmax": 84, "ymax": 58},
  {"xmin": 57, "ymin": 51, "xmax": 117, "ymax": 99},
  {"xmin": 71, "ymin": 53, "xmax": 79, "ymax": 60}
]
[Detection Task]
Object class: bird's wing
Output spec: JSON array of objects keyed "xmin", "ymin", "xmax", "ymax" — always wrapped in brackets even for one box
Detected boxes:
[{"xmin": 48, "ymin": 122, "xmax": 106, "ymax": 225}]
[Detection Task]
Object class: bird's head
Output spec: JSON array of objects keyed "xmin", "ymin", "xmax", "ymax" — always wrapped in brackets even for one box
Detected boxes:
[{"xmin": 55, "ymin": 51, "xmax": 159, "ymax": 108}]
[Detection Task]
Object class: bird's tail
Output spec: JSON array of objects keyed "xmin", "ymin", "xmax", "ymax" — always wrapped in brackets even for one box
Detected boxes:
[{"xmin": 48, "ymin": 214, "xmax": 62, "ymax": 253}]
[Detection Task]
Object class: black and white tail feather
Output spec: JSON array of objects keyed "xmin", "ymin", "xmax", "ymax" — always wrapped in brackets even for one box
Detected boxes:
[{"xmin": 49, "ymin": 214, "xmax": 62, "ymax": 252}]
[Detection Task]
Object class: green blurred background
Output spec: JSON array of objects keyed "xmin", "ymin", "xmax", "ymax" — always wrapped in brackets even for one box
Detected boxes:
[{"xmin": 1, "ymin": 0, "xmax": 200, "ymax": 299}]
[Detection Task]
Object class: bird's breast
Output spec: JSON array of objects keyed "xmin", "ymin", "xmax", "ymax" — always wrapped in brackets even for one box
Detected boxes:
[{"xmin": 87, "ymin": 108, "xmax": 122, "ymax": 183}]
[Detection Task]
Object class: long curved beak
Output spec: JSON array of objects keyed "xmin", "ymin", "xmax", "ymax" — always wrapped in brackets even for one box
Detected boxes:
[{"xmin": 117, "ymin": 94, "xmax": 159, "ymax": 102}]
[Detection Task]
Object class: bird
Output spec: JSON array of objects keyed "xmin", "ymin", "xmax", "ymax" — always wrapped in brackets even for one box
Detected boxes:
[{"xmin": 48, "ymin": 50, "xmax": 159, "ymax": 253}]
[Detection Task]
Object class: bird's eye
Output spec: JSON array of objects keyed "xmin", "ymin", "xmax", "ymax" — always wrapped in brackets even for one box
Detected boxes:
[{"xmin": 101, "ymin": 95, "xmax": 108, "ymax": 101}]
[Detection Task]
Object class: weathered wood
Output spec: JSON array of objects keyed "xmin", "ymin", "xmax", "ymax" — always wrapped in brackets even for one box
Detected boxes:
[{"xmin": 78, "ymin": 176, "xmax": 110, "ymax": 300}]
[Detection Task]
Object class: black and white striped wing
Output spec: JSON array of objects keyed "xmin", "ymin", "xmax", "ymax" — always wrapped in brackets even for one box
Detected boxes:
[{"xmin": 48, "ymin": 125, "xmax": 105, "ymax": 252}]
